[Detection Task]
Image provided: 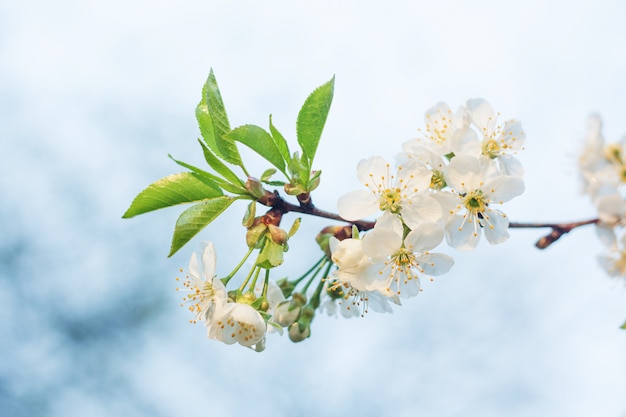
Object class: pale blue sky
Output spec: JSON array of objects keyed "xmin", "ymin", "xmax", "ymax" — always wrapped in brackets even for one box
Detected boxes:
[{"xmin": 2, "ymin": 1, "xmax": 626, "ymax": 416}]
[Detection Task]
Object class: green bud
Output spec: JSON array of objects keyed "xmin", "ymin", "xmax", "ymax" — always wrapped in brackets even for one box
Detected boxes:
[
  {"xmin": 246, "ymin": 223, "xmax": 267, "ymax": 248},
  {"xmin": 307, "ymin": 170, "xmax": 321, "ymax": 191},
  {"xmin": 242, "ymin": 202, "xmax": 256, "ymax": 228},
  {"xmin": 260, "ymin": 168, "xmax": 277, "ymax": 182},
  {"xmin": 288, "ymin": 321, "xmax": 311, "ymax": 343},
  {"xmin": 276, "ymin": 278, "xmax": 296, "ymax": 298},
  {"xmin": 245, "ymin": 177, "xmax": 266, "ymax": 199},
  {"xmin": 273, "ymin": 300, "xmax": 301, "ymax": 327},
  {"xmin": 287, "ymin": 218, "xmax": 301, "ymax": 238},
  {"xmin": 284, "ymin": 182, "xmax": 306, "ymax": 196},
  {"xmin": 267, "ymin": 224, "xmax": 288, "ymax": 245}
]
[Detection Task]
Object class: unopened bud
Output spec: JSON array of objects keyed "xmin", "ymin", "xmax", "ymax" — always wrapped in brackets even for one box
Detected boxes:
[
  {"xmin": 268, "ymin": 224, "xmax": 288, "ymax": 245},
  {"xmin": 273, "ymin": 300, "xmax": 301, "ymax": 327},
  {"xmin": 288, "ymin": 321, "xmax": 311, "ymax": 343},
  {"xmin": 246, "ymin": 223, "xmax": 267, "ymax": 248},
  {"xmin": 245, "ymin": 177, "xmax": 266, "ymax": 199},
  {"xmin": 316, "ymin": 225, "xmax": 352, "ymax": 257}
]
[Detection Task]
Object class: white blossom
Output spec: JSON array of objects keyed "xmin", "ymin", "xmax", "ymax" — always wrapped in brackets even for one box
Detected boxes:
[
  {"xmin": 337, "ymin": 156, "xmax": 441, "ymax": 230},
  {"xmin": 444, "ymin": 155, "xmax": 524, "ymax": 250}
]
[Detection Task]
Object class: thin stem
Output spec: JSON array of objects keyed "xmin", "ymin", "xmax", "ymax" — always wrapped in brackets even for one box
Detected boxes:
[
  {"xmin": 510, "ymin": 218, "xmax": 599, "ymax": 249},
  {"xmin": 301, "ymin": 258, "xmax": 329, "ymax": 294},
  {"xmin": 222, "ymin": 245, "xmax": 256, "ymax": 285},
  {"xmin": 257, "ymin": 187, "xmax": 601, "ymax": 249},
  {"xmin": 293, "ymin": 255, "xmax": 326, "ymax": 286},
  {"xmin": 310, "ymin": 262, "xmax": 333, "ymax": 309}
]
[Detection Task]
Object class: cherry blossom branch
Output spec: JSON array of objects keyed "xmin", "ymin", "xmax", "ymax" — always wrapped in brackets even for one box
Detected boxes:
[
  {"xmin": 259, "ymin": 188, "xmax": 601, "ymax": 249},
  {"xmin": 257, "ymin": 190, "xmax": 375, "ymax": 231},
  {"xmin": 509, "ymin": 219, "xmax": 600, "ymax": 249}
]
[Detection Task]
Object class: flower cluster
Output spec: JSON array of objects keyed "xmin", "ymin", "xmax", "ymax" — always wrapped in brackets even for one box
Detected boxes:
[
  {"xmin": 578, "ymin": 115, "xmax": 626, "ymax": 278},
  {"xmin": 177, "ymin": 242, "xmax": 273, "ymax": 352},
  {"xmin": 328, "ymin": 99, "xmax": 525, "ymax": 312}
]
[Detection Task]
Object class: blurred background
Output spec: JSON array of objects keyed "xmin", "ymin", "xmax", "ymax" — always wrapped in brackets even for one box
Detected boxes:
[{"xmin": 2, "ymin": 1, "xmax": 626, "ymax": 416}]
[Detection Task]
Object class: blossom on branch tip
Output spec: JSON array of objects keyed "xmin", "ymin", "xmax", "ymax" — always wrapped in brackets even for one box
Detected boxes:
[{"xmin": 444, "ymin": 155, "xmax": 524, "ymax": 250}]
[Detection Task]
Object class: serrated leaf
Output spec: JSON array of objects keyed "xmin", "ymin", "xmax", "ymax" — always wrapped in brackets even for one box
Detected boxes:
[
  {"xmin": 169, "ymin": 153, "xmax": 247, "ymax": 195},
  {"xmin": 204, "ymin": 69, "xmax": 242, "ymax": 167},
  {"xmin": 196, "ymin": 139, "xmax": 246, "ymax": 189},
  {"xmin": 269, "ymin": 115, "xmax": 291, "ymax": 165},
  {"xmin": 123, "ymin": 172, "xmax": 223, "ymax": 218},
  {"xmin": 196, "ymin": 100, "xmax": 220, "ymax": 157},
  {"xmin": 226, "ymin": 125, "xmax": 286, "ymax": 174},
  {"xmin": 168, "ymin": 196, "xmax": 234, "ymax": 257},
  {"xmin": 296, "ymin": 76, "xmax": 335, "ymax": 165}
]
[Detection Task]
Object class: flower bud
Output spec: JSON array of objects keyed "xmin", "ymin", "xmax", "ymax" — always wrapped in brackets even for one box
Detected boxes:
[
  {"xmin": 316, "ymin": 225, "xmax": 352, "ymax": 258},
  {"xmin": 268, "ymin": 224, "xmax": 288, "ymax": 245},
  {"xmin": 288, "ymin": 321, "xmax": 311, "ymax": 343},
  {"xmin": 246, "ymin": 223, "xmax": 267, "ymax": 248},
  {"xmin": 273, "ymin": 300, "xmax": 301, "ymax": 327}
]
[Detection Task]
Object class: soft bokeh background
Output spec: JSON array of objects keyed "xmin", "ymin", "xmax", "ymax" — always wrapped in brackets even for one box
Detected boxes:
[{"xmin": 2, "ymin": 1, "xmax": 626, "ymax": 416}]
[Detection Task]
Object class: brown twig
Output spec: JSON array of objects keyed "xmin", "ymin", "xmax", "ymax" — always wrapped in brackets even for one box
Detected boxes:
[
  {"xmin": 509, "ymin": 219, "xmax": 600, "ymax": 249},
  {"xmin": 260, "ymin": 188, "xmax": 601, "ymax": 249}
]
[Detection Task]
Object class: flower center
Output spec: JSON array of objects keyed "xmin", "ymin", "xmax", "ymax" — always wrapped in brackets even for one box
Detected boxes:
[
  {"xmin": 463, "ymin": 190, "xmax": 487, "ymax": 215},
  {"xmin": 604, "ymin": 143, "xmax": 623, "ymax": 165},
  {"xmin": 379, "ymin": 188, "xmax": 402, "ymax": 213},
  {"xmin": 482, "ymin": 139, "xmax": 501, "ymax": 159},
  {"xmin": 430, "ymin": 170, "xmax": 446, "ymax": 190}
]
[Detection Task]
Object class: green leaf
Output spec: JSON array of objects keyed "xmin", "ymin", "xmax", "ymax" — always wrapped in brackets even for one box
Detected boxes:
[
  {"xmin": 256, "ymin": 240, "xmax": 285, "ymax": 269},
  {"xmin": 225, "ymin": 125, "xmax": 286, "ymax": 174},
  {"xmin": 169, "ymin": 196, "xmax": 234, "ymax": 257},
  {"xmin": 196, "ymin": 139, "xmax": 246, "ymax": 189},
  {"xmin": 269, "ymin": 115, "xmax": 291, "ymax": 165},
  {"xmin": 621, "ymin": 320, "xmax": 626, "ymax": 330},
  {"xmin": 169, "ymin": 153, "xmax": 247, "ymax": 195},
  {"xmin": 123, "ymin": 172, "xmax": 223, "ymax": 218},
  {"xmin": 204, "ymin": 69, "xmax": 242, "ymax": 167},
  {"xmin": 196, "ymin": 100, "xmax": 219, "ymax": 157},
  {"xmin": 296, "ymin": 76, "xmax": 335, "ymax": 165}
]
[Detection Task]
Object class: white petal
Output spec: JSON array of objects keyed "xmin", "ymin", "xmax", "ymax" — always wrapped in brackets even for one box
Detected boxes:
[
  {"xmin": 499, "ymin": 119, "xmax": 525, "ymax": 150},
  {"xmin": 483, "ymin": 176, "xmax": 525, "ymax": 203},
  {"xmin": 356, "ymin": 156, "xmax": 390, "ymax": 188},
  {"xmin": 446, "ymin": 215, "xmax": 480, "ymax": 250},
  {"xmin": 375, "ymin": 211, "xmax": 404, "ymax": 235},
  {"xmin": 415, "ymin": 253, "xmax": 454, "ymax": 276},
  {"xmin": 404, "ymin": 222, "xmax": 444, "ymax": 252},
  {"xmin": 446, "ymin": 154, "xmax": 482, "ymax": 192},
  {"xmin": 401, "ymin": 195, "xmax": 443, "ymax": 229},
  {"xmin": 596, "ymin": 224, "xmax": 618, "ymax": 250},
  {"xmin": 497, "ymin": 155, "xmax": 524, "ymax": 177},
  {"xmin": 200, "ymin": 241, "xmax": 217, "ymax": 279},
  {"xmin": 337, "ymin": 189, "xmax": 378, "ymax": 220},
  {"xmin": 467, "ymin": 98, "xmax": 496, "ymax": 134},
  {"xmin": 362, "ymin": 227, "xmax": 402, "ymax": 261},
  {"xmin": 399, "ymin": 161, "xmax": 433, "ymax": 192},
  {"xmin": 482, "ymin": 210, "xmax": 510, "ymax": 245}
]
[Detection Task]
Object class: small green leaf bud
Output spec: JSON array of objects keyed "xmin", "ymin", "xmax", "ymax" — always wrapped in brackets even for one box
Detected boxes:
[
  {"xmin": 260, "ymin": 168, "xmax": 277, "ymax": 182},
  {"xmin": 242, "ymin": 202, "xmax": 256, "ymax": 228},
  {"xmin": 245, "ymin": 177, "xmax": 266, "ymax": 199}
]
